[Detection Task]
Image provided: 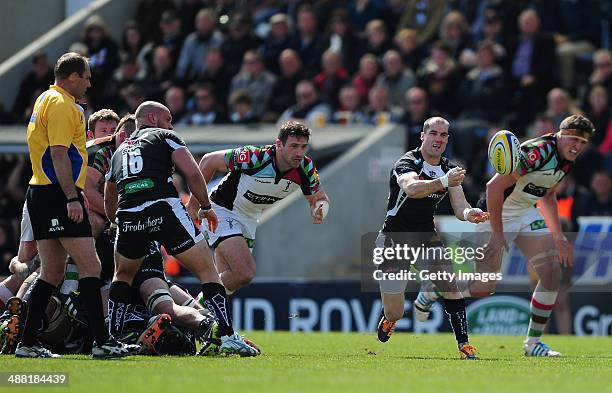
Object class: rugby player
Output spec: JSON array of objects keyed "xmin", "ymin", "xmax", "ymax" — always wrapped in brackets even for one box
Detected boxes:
[
  {"xmin": 105, "ymin": 101, "xmax": 258, "ymax": 356},
  {"xmin": 375, "ymin": 117, "xmax": 488, "ymax": 360},
  {"xmin": 415, "ymin": 115, "xmax": 595, "ymax": 357},
  {"xmin": 186, "ymin": 120, "xmax": 330, "ymax": 294}
]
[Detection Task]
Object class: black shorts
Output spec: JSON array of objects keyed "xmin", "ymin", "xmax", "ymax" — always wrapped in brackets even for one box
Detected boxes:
[
  {"xmin": 115, "ymin": 197, "xmax": 203, "ymax": 259},
  {"xmin": 26, "ymin": 185, "xmax": 92, "ymax": 240},
  {"xmin": 132, "ymin": 242, "xmax": 166, "ymax": 292}
]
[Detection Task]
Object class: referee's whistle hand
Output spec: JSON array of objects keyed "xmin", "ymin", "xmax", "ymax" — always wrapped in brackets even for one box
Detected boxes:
[{"xmin": 67, "ymin": 201, "xmax": 84, "ymax": 223}]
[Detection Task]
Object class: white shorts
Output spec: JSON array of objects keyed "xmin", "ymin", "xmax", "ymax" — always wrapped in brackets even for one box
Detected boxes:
[
  {"xmin": 203, "ymin": 203, "xmax": 257, "ymax": 251},
  {"xmin": 476, "ymin": 207, "xmax": 550, "ymax": 243},
  {"xmin": 20, "ymin": 202, "xmax": 34, "ymax": 242}
]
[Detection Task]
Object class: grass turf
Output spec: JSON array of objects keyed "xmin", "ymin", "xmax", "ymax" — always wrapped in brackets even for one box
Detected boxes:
[{"xmin": 0, "ymin": 332, "xmax": 611, "ymax": 393}]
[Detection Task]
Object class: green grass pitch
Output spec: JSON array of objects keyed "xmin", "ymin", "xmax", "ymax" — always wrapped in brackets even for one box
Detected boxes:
[{"xmin": 0, "ymin": 332, "xmax": 611, "ymax": 393}]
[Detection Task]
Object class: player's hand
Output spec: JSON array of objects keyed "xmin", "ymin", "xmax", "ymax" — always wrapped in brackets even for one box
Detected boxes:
[
  {"xmin": 198, "ymin": 208, "xmax": 218, "ymax": 232},
  {"xmin": 312, "ymin": 205, "xmax": 324, "ymax": 224},
  {"xmin": 466, "ymin": 208, "xmax": 489, "ymax": 223},
  {"xmin": 553, "ymin": 234, "xmax": 574, "ymax": 267},
  {"xmin": 484, "ymin": 231, "xmax": 507, "ymax": 261},
  {"xmin": 447, "ymin": 167, "xmax": 466, "ymax": 187},
  {"xmin": 67, "ymin": 200, "xmax": 83, "ymax": 223}
]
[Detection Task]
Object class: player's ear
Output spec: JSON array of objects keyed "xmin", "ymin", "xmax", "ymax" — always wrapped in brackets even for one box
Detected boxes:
[
  {"xmin": 86, "ymin": 129, "xmax": 93, "ymax": 139},
  {"xmin": 420, "ymin": 131, "xmax": 424, "ymax": 142},
  {"xmin": 275, "ymin": 138, "xmax": 282, "ymax": 148}
]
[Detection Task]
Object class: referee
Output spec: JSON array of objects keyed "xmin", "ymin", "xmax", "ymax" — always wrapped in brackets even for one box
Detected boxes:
[{"xmin": 16, "ymin": 52, "xmax": 137, "ymax": 359}]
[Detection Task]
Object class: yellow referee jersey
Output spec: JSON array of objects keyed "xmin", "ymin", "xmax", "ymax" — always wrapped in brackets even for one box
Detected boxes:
[{"xmin": 27, "ymin": 85, "xmax": 88, "ymax": 189}]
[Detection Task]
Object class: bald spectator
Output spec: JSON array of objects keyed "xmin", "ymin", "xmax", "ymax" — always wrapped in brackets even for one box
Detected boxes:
[
  {"xmin": 277, "ymin": 80, "xmax": 331, "ymax": 128},
  {"xmin": 229, "ymin": 50, "xmax": 276, "ymax": 118},
  {"xmin": 376, "ymin": 50, "xmax": 416, "ymax": 109},
  {"xmin": 267, "ymin": 49, "xmax": 305, "ymax": 119},
  {"xmin": 332, "ymin": 85, "xmax": 365, "ymax": 125},
  {"xmin": 313, "ymin": 50, "xmax": 349, "ymax": 109},
  {"xmin": 175, "ymin": 8, "xmax": 224, "ymax": 85},
  {"xmin": 506, "ymin": 9, "xmax": 557, "ymax": 130}
]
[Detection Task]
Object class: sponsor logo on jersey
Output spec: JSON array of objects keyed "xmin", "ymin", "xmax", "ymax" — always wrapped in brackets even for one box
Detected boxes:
[
  {"xmin": 244, "ymin": 190, "xmax": 282, "ymax": 204},
  {"xmin": 237, "ymin": 150, "xmax": 251, "ymax": 164},
  {"xmin": 522, "ymin": 182, "xmax": 548, "ymax": 197},
  {"xmin": 124, "ymin": 178, "xmax": 154, "ymax": 194},
  {"xmin": 527, "ymin": 149, "xmax": 541, "ymax": 164},
  {"xmin": 253, "ymin": 178, "xmax": 272, "ymax": 184},
  {"xmin": 122, "ymin": 216, "xmax": 163, "ymax": 232}
]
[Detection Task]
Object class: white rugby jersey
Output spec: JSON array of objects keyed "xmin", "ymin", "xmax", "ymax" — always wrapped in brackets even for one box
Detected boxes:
[{"xmin": 210, "ymin": 145, "xmax": 320, "ymax": 220}]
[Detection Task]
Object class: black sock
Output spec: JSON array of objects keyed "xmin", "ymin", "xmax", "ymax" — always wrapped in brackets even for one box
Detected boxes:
[
  {"xmin": 20, "ymin": 279, "xmax": 55, "ymax": 347},
  {"xmin": 79, "ymin": 277, "xmax": 110, "ymax": 343},
  {"xmin": 201, "ymin": 282, "xmax": 234, "ymax": 337},
  {"xmin": 108, "ymin": 281, "xmax": 132, "ymax": 337},
  {"xmin": 443, "ymin": 298, "xmax": 469, "ymax": 346}
]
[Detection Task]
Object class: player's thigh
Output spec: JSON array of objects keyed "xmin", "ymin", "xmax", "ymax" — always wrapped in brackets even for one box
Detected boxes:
[
  {"xmin": 515, "ymin": 234, "xmax": 561, "ymax": 289},
  {"xmin": 36, "ymin": 238, "xmax": 68, "ymax": 285},
  {"xmin": 59, "ymin": 236, "xmax": 101, "ymax": 277},
  {"xmin": 215, "ymin": 236, "xmax": 256, "ymax": 276},
  {"xmin": 173, "ymin": 240, "xmax": 218, "ymax": 282}
]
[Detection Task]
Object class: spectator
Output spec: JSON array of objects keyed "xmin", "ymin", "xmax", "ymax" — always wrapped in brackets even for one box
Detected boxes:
[
  {"xmin": 417, "ymin": 41, "xmax": 461, "ymax": 118},
  {"xmin": 458, "ymin": 40, "xmax": 508, "ymax": 123},
  {"xmin": 584, "ymin": 85, "xmax": 612, "ymax": 149},
  {"xmin": 319, "ymin": 9, "xmax": 363, "ymax": 74},
  {"xmin": 164, "ymin": 85, "xmax": 188, "ymax": 125},
  {"xmin": 229, "ymin": 91, "xmax": 259, "ymax": 124},
  {"xmin": 439, "ymin": 10, "xmax": 473, "ymax": 64},
  {"xmin": 376, "ymin": 49, "xmax": 416, "ymax": 109},
  {"xmin": 475, "ymin": 9, "xmax": 507, "ymax": 61},
  {"xmin": 229, "ymin": 50, "xmax": 276, "ymax": 118},
  {"xmin": 143, "ymin": 45, "xmax": 176, "ymax": 102},
  {"xmin": 363, "ymin": 19, "xmax": 392, "ymax": 59},
  {"xmin": 363, "ymin": 86, "xmax": 398, "ymax": 126},
  {"xmin": 175, "ymin": 8, "xmax": 224, "ymax": 85},
  {"xmin": 545, "ymin": 88, "xmax": 582, "ymax": 130},
  {"xmin": 314, "ymin": 50, "xmax": 350, "ymax": 109},
  {"xmin": 195, "ymin": 48, "xmax": 232, "ymax": 110},
  {"xmin": 185, "ymin": 84, "xmax": 227, "ymax": 125},
  {"xmin": 399, "ymin": 87, "xmax": 439, "ymax": 151},
  {"xmin": 12, "ymin": 52, "xmax": 54, "ymax": 123},
  {"xmin": 261, "ymin": 13, "xmax": 293, "ymax": 75},
  {"xmin": 575, "ymin": 170, "xmax": 612, "ymax": 217},
  {"xmin": 290, "ymin": 4, "xmax": 323, "ymax": 77},
  {"xmin": 347, "ymin": 0, "xmax": 385, "ymax": 32},
  {"xmin": 506, "ymin": 9, "xmax": 557, "ymax": 131},
  {"xmin": 393, "ymin": 28, "xmax": 427, "ymax": 71},
  {"xmin": 220, "ymin": 12, "xmax": 262, "ymax": 77},
  {"xmin": 80, "ymin": 15, "xmax": 120, "ymax": 109},
  {"xmin": 111, "ymin": 54, "xmax": 146, "ymax": 94},
  {"xmin": 119, "ymin": 83, "xmax": 147, "ymax": 115},
  {"xmin": 138, "ymin": 10, "xmax": 185, "ymax": 73},
  {"xmin": 528, "ymin": 113, "xmax": 556, "ymax": 138},
  {"xmin": 396, "ymin": 0, "xmax": 447, "ymax": 47},
  {"xmin": 581, "ymin": 49, "xmax": 612, "ymax": 108},
  {"xmin": 267, "ymin": 49, "xmax": 304, "ymax": 120},
  {"xmin": 353, "ymin": 54, "xmax": 381, "ymax": 105},
  {"xmin": 277, "ymin": 80, "xmax": 332, "ymax": 128},
  {"xmin": 332, "ymin": 85, "xmax": 365, "ymax": 125},
  {"xmin": 120, "ymin": 20, "xmax": 144, "ymax": 59}
]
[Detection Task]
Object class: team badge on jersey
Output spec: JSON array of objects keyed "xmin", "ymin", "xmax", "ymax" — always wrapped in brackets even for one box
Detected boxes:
[{"xmin": 237, "ymin": 149, "xmax": 251, "ymax": 164}]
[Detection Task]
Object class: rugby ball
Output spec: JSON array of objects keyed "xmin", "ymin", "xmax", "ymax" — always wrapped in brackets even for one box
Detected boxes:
[{"xmin": 487, "ymin": 130, "xmax": 521, "ymax": 175}]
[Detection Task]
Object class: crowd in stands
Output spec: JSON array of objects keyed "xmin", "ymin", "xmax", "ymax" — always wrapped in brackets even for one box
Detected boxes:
[{"xmin": 1, "ymin": 0, "xmax": 612, "ymax": 273}]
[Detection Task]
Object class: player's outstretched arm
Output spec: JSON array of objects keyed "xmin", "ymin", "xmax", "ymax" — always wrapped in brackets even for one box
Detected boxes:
[
  {"xmin": 305, "ymin": 189, "xmax": 330, "ymax": 224},
  {"xmin": 448, "ymin": 186, "xmax": 489, "ymax": 223},
  {"xmin": 399, "ymin": 167, "xmax": 465, "ymax": 199},
  {"xmin": 173, "ymin": 147, "xmax": 218, "ymax": 231}
]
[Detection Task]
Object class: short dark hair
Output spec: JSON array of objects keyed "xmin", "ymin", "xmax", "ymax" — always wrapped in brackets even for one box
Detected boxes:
[
  {"xmin": 88, "ymin": 108, "xmax": 120, "ymax": 131},
  {"xmin": 116, "ymin": 113, "xmax": 136, "ymax": 136},
  {"xmin": 278, "ymin": 121, "xmax": 311, "ymax": 144},
  {"xmin": 559, "ymin": 114, "xmax": 595, "ymax": 138},
  {"xmin": 54, "ymin": 52, "xmax": 88, "ymax": 80}
]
